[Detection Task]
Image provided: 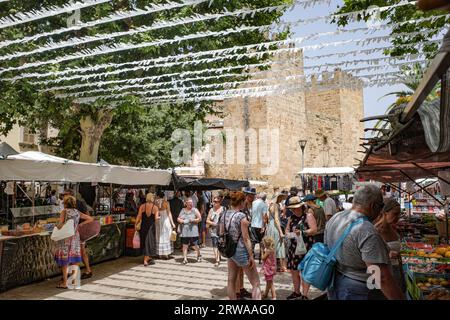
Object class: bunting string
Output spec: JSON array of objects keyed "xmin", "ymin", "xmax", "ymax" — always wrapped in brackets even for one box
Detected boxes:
[
  {"xmin": 43, "ymin": 54, "xmax": 426, "ymax": 97},
  {"xmin": 0, "ymin": 0, "xmax": 112, "ymax": 29},
  {"xmin": 0, "ymin": 1, "xmax": 433, "ymax": 62},
  {"xmin": 61, "ymin": 59, "xmax": 427, "ymax": 102},
  {"xmin": 0, "ymin": 26, "xmax": 441, "ymax": 76}
]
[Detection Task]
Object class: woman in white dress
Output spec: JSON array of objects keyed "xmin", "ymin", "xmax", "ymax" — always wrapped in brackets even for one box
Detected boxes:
[{"xmin": 156, "ymin": 191, "xmax": 176, "ymax": 259}]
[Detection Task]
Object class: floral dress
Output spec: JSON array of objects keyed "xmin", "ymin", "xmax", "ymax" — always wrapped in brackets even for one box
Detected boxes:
[
  {"xmin": 286, "ymin": 214, "xmax": 310, "ymax": 270},
  {"xmin": 54, "ymin": 209, "xmax": 82, "ymax": 266}
]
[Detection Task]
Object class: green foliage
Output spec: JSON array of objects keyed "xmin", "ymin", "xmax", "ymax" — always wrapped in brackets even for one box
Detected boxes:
[
  {"xmin": 332, "ymin": 0, "xmax": 449, "ymax": 60},
  {"xmin": 0, "ymin": 0, "xmax": 292, "ymax": 166},
  {"xmin": 375, "ymin": 62, "xmax": 440, "ymax": 129},
  {"xmin": 98, "ymin": 102, "xmax": 209, "ymax": 168}
]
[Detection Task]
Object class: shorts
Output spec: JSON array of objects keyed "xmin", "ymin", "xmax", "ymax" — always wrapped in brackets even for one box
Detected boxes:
[
  {"xmin": 250, "ymin": 227, "xmax": 264, "ymax": 244},
  {"xmin": 181, "ymin": 237, "xmax": 199, "ymax": 246},
  {"xmin": 211, "ymin": 236, "xmax": 219, "ymax": 248},
  {"xmin": 230, "ymin": 244, "xmax": 250, "ymax": 267},
  {"xmin": 264, "ymin": 274, "xmax": 274, "ymax": 282}
]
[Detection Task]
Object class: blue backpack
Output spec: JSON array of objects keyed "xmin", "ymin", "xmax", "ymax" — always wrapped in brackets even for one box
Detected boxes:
[{"xmin": 298, "ymin": 216, "xmax": 368, "ymax": 291}]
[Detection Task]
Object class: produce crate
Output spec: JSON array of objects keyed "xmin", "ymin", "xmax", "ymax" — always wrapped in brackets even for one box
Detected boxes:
[{"xmin": 404, "ymin": 263, "xmax": 450, "ymax": 300}]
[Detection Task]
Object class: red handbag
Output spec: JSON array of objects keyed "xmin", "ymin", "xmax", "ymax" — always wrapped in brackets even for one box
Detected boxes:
[{"xmin": 78, "ymin": 220, "xmax": 101, "ymax": 242}]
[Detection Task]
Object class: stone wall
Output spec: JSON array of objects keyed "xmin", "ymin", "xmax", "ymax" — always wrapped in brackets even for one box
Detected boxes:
[{"xmin": 204, "ymin": 56, "xmax": 365, "ymax": 190}]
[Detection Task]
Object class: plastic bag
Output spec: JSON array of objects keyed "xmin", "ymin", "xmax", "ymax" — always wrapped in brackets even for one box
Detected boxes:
[
  {"xmin": 295, "ymin": 234, "xmax": 307, "ymax": 256},
  {"xmin": 170, "ymin": 230, "xmax": 177, "ymax": 242},
  {"xmin": 132, "ymin": 231, "xmax": 140, "ymax": 249}
]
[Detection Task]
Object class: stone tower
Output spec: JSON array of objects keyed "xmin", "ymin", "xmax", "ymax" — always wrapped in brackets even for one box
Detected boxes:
[
  {"xmin": 202, "ymin": 52, "xmax": 364, "ymax": 190},
  {"xmin": 205, "ymin": 49, "xmax": 307, "ymax": 189},
  {"xmin": 303, "ymin": 70, "xmax": 365, "ymax": 169}
]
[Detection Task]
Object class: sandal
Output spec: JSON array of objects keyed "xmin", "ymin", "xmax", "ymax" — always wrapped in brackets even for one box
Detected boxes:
[
  {"xmin": 81, "ymin": 272, "xmax": 92, "ymax": 279},
  {"xmin": 56, "ymin": 283, "xmax": 68, "ymax": 289},
  {"xmin": 182, "ymin": 259, "xmax": 188, "ymax": 265}
]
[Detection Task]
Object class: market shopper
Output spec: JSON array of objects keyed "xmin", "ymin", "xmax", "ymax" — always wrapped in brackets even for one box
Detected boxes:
[
  {"xmin": 63, "ymin": 189, "xmax": 93, "ymax": 279},
  {"xmin": 285, "ymin": 197, "xmax": 317, "ymax": 300},
  {"xmin": 370, "ymin": 199, "xmax": 406, "ymax": 299},
  {"xmin": 314, "ymin": 189, "xmax": 337, "ymax": 220},
  {"xmin": 221, "ymin": 191, "xmax": 261, "ymax": 300},
  {"xmin": 304, "ymin": 194, "xmax": 326, "ymax": 243},
  {"xmin": 169, "ymin": 191, "xmax": 184, "ymax": 250},
  {"xmin": 155, "ymin": 191, "xmax": 176, "ymax": 260},
  {"xmin": 235, "ymin": 187, "xmax": 257, "ymax": 299},
  {"xmin": 206, "ymin": 196, "xmax": 224, "ymax": 267},
  {"xmin": 266, "ymin": 193, "xmax": 287, "ymax": 272},
  {"xmin": 261, "ymin": 236, "xmax": 277, "ymax": 300},
  {"xmin": 251, "ymin": 192, "xmax": 268, "ymax": 261},
  {"xmin": 54, "ymin": 195, "xmax": 94, "ymax": 289},
  {"xmin": 325, "ymin": 184, "xmax": 405, "ymax": 300},
  {"xmin": 135, "ymin": 193, "xmax": 160, "ymax": 266},
  {"xmin": 177, "ymin": 198, "xmax": 202, "ymax": 264}
]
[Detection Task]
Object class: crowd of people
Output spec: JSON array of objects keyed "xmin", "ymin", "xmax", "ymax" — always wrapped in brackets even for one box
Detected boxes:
[
  {"xmin": 215, "ymin": 185, "xmax": 406, "ymax": 300},
  {"xmin": 52, "ymin": 184, "xmax": 406, "ymax": 300}
]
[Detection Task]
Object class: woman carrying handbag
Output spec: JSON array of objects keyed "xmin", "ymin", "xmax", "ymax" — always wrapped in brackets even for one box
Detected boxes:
[{"xmin": 53, "ymin": 196, "xmax": 94, "ymax": 289}]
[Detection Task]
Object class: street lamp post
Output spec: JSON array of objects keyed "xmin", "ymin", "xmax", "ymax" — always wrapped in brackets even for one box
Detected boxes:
[
  {"xmin": 299, "ymin": 139, "xmax": 307, "ymax": 172},
  {"xmin": 298, "ymin": 139, "xmax": 307, "ymax": 188}
]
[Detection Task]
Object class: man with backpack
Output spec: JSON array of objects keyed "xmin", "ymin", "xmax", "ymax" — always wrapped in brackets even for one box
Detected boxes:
[{"xmin": 324, "ymin": 185, "xmax": 405, "ymax": 300}]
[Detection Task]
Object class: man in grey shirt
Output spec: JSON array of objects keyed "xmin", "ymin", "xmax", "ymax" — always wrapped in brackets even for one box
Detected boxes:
[
  {"xmin": 325, "ymin": 184, "xmax": 405, "ymax": 300},
  {"xmin": 315, "ymin": 189, "xmax": 337, "ymax": 220}
]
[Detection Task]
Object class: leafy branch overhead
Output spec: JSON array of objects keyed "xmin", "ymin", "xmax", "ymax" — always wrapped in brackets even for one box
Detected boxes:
[
  {"xmin": 332, "ymin": 0, "xmax": 449, "ymax": 60},
  {"xmin": 0, "ymin": 0, "xmax": 293, "ymax": 165}
]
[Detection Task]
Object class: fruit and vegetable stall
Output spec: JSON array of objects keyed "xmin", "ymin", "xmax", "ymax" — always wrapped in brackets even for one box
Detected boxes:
[{"xmin": 401, "ymin": 242, "xmax": 450, "ymax": 300}]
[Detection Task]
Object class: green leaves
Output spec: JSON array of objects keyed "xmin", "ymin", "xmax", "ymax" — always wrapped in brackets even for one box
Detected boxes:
[
  {"xmin": 0, "ymin": 0, "xmax": 292, "ymax": 165},
  {"xmin": 333, "ymin": 0, "xmax": 448, "ymax": 60}
]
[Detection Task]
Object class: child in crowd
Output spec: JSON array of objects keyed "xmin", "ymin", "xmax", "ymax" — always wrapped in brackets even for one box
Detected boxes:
[{"xmin": 261, "ymin": 236, "xmax": 277, "ymax": 300}]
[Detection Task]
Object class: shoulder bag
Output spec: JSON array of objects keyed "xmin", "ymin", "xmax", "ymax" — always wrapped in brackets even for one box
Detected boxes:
[
  {"xmin": 51, "ymin": 210, "xmax": 75, "ymax": 242},
  {"xmin": 298, "ymin": 216, "xmax": 368, "ymax": 291},
  {"xmin": 78, "ymin": 218, "xmax": 101, "ymax": 243},
  {"xmin": 218, "ymin": 211, "xmax": 241, "ymax": 258}
]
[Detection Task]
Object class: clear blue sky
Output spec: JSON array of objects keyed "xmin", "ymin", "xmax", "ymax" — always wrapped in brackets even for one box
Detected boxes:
[{"xmin": 282, "ymin": 0, "xmax": 407, "ymax": 129}]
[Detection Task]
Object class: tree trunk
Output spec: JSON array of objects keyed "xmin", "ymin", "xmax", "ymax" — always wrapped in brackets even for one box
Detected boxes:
[
  {"xmin": 38, "ymin": 122, "xmax": 50, "ymax": 154},
  {"xmin": 79, "ymin": 110, "xmax": 113, "ymax": 163}
]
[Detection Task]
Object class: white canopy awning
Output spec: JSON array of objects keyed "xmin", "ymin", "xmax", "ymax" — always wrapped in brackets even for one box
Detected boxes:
[
  {"xmin": 298, "ymin": 167, "xmax": 355, "ymax": 175},
  {"xmin": 0, "ymin": 151, "xmax": 171, "ymax": 185},
  {"xmin": 249, "ymin": 180, "xmax": 269, "ymax": 186}
]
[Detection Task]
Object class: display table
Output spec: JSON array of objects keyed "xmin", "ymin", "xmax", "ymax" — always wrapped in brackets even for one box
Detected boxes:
[{"xmin": 0, "ymin": 222, "xmax": 126, "ymax": 293}]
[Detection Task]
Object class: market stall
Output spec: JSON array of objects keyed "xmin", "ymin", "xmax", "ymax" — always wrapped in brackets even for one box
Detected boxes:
[
  {"xmin": 170, "ymin": 175, "xmax": 249, "ymax": 191},
  {"xmin": 0, "ymin": 151, "xmax": 172, "ymax": 292},
  {"xmin": 298, "ymin": 167, "xmax": 356, "ymax": 194}
]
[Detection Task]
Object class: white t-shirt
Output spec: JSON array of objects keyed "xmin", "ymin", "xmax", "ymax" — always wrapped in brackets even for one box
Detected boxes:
[{"xmin": 323, "ymin": 197, "xmax": 337, "ymax": 217}]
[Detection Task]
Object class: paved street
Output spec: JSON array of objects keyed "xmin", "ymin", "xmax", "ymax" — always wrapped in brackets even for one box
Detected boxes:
[{"xmin": 0, "ymin": 247, "xmax": 324, "ymax": 300}]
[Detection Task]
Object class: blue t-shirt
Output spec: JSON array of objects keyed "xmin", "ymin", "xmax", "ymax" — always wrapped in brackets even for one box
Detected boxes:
[{"xmin": 251, "ymin": 199, "xmax": 268, "ymax": 228}]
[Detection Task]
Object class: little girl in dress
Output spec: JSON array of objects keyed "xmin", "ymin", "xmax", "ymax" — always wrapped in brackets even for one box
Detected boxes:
[{"xmin": 261, "ymin": 236, "xmax": 277, "ymax": 300}]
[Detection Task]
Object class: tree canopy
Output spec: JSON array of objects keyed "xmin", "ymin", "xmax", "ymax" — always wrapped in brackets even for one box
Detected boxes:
[
  {"xmin": 0, "ymin": 0, "xmax": 293, "ymax": 165},
  {"xmin": 332, "ymin": 0, "xmax": 450, "ymax": 60}
]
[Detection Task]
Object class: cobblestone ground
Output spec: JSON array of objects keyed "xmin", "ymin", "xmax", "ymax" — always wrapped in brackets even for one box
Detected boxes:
[{"xmin": 0, "ymin": 246, "xmax": 324, "ymax": 300}]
